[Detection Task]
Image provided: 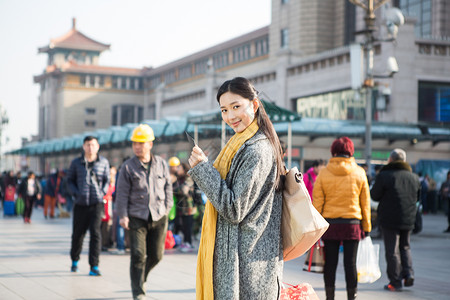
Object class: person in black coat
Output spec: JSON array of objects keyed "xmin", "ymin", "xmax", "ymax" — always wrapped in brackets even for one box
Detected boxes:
[{"xmin": 371, "ymin": 149, "xmax": 420, "ymax": 292}]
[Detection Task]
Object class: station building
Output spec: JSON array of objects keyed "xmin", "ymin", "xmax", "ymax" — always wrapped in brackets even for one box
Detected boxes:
[{"xmin": 11, "ymin": 0, "xmax": 450, "ymax": 178}]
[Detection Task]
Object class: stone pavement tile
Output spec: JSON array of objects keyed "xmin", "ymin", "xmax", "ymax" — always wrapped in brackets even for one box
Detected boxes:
[{"xmin": 1, "ymin": 208, "xmax": 450, "ymax": 299}]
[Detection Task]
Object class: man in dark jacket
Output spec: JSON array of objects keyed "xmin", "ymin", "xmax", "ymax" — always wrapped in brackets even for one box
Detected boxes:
[
  {"xmin": 68, "ymin": 136, "xmax": 110, "ymax": 276},
  {"xmin": 116, "ymin": 124, "xmax": 173, "ymax": 300},
  {"xmin": 371, "ymin": 148, "xmax": 420, "ymax": 292}
]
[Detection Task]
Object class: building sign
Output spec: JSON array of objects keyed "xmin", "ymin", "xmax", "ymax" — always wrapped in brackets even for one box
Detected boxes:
[
  {"xmin": 354, "ymin": 150, "xmax": 390, "ymax": 160},
  {"xmin": 295, "ymin": 89, "xmax": 365, "ymax": 120}
]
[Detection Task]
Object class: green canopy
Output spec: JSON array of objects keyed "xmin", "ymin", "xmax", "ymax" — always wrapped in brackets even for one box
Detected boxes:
[{"xmin": 187, "ymin": 100, "xmax": 301, "ymax": 124}]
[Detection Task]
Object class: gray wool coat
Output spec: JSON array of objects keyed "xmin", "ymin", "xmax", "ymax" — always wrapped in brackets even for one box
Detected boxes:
[{"xmin": 189, "ymin": 131, "xmax": 283, "ymax": 300}]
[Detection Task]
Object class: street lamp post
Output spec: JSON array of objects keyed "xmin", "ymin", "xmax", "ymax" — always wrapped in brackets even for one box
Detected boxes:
[{"xmin": 349, "ymin": 0, "xmax": 390, "ymax": 175}]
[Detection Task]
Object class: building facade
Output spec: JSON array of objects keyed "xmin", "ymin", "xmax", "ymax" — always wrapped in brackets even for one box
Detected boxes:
[
  {"xmin": 34, "ymin": 19, "xmax": 145, "ymax": 140},
  {"xmin": 30, "ymin": 0, "xmax": 450, "ymax": 173}
]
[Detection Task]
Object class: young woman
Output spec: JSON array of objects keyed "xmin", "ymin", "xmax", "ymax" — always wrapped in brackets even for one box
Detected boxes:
[
  {"xmin": 188, "ymin": 77, "xmax": 285, "ymax": 299},
  {"xmin": 18, "ymin": 171, "xmax": 42, "ymax": 223}
]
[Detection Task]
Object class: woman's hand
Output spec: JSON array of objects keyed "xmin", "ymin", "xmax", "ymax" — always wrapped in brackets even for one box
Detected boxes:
[{"xmin": 188, "ymin": 146, "xmax": 208, "ymax": 168}]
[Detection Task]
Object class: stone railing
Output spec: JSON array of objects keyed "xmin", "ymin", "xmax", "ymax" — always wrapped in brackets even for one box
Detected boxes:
[{"xmin": 416, "ymin": 37, "xmax": 450, "ymax": 56}]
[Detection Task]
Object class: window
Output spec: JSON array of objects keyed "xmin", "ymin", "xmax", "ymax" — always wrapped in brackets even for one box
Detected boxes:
[
  {"xmin": 179, "ymin": 65, "xmax": 192, "ymax": 80},
  {"xmin": 232, "ymin": 44, "xmax": 251, "ymax": 63},
  {"xmin": 255, "ymin": 37, "xmax": 269, "ymax": 56},
  {"xmin": 213, "ymin": 52, "xmax": 229, "ymax": 69},
  {"xmin": 89, "ymin": 75, "xmax": 95, "ymax": 87},
  {"xmin": 98, "ymin": 76, "xmax": 104, "ymax": 87},
  {"xmin": 85, "ymin": 108, "xmax": 96, "ymax": 115},
  {"xmin": 134, "ymin": 78, "xmax": 140, "ymax": 90},
  {"xmin": 112, "ymin": 76, "xmax": 118, "ymax": 89},
  {"xmin": 164, "ymin": 70, "xmax": 176, "ymax": 84},
  {"xmin": 85, "ymin": 120, "xmax": 96, "ymax": 127},
  {"xmin": 418, "ymin": 81, "xmax": 450, "ymax": 123},
  {"xmin": 399, "ymin": 0, "xmax": 432, "ymax": 37},
  {"xmin": 281, "ymin": 28, "xmax": 289, "ymax": 49},
  {"xmin": 149, "ymin": 75, "xmax": 161, "ymax": 89},
  {"xmin": 112, "ymin": 104, "xmax": 144, "ymax": 126},
  {"xmin": 194, "ymin": 60, "xmax": 208, "ymax": 75}
]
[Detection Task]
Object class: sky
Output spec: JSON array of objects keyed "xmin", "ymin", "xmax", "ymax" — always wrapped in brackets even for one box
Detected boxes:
[{"xmin": 0, "ymin": 0, "xmax": 271, "ymax": 152}]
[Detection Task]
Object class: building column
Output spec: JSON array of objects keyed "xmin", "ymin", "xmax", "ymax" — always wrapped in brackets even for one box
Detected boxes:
[
  {"xmin": 143, "ymin": 80, "xmax": 150, "ymax": 119},
  {"xmin": 205, "ymin": 58, "xmax": 216, "ymax": 110},
  {"xmin": 155, "ymin": 83, "xmax": 165, "ymax": 120},
  {"xmin": 275, "ymin": 49, "xmax": 291, "ymax": 109}
]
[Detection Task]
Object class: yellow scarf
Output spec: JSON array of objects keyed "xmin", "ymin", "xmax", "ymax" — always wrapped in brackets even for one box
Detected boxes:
[{"xmin": 196, "ymin": 119, "xmax": 259, "ymax": 300}]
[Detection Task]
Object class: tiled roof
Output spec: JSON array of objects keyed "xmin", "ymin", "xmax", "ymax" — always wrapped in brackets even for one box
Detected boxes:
[
  {"xmin": 60, "ymin": 61, "xmax": 143, "ymax": 76},
  {"xmin": 38, "ymin": 21, "xmax": 110, "ymax": 53},
  {"xmin": 35, "ymin": 62, "xmax": 143, "ymax": 82}
]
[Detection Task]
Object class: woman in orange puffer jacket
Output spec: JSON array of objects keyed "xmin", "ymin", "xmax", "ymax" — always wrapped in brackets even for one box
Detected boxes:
[{"xmin": 313, "ymin": 137, "xmax": 371, "ymax": 300}]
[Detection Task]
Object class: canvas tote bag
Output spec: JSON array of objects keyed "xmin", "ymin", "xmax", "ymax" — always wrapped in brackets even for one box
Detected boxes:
[{"xmin": 282, "ymin": 167, "xmax": 329, "ymax": 261}]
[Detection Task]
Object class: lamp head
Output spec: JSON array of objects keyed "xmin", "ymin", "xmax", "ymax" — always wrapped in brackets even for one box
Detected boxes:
[
  {"xmin": 385, "ymin": 7, "xmax": 405, "ymax": 38},
  {"xmin": 387, "ymin": 57, "xmax": 399, "ymax": 75},
  {"xmin": 385, "ymin": 7, "xmax": 405, "ymax": 27}
]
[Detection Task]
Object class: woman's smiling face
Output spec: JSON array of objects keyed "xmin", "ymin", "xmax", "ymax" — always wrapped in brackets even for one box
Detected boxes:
[{"xmin": 219, "ymin": 92, "xmax": 258, "ymax": 133}]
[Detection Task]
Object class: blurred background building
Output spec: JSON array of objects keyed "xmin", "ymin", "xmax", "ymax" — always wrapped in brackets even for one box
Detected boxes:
[{"xmin": 8, "ymin": 0, "xmax": 450, "ymax": 182}]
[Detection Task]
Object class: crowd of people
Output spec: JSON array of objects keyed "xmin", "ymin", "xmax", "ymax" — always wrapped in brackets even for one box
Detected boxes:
[
  {"xmin": 1, "ymin": 76, "xmax": 450, "ymax": 300},
  {"xmin": 0, "ymin": 169, "xmax": 73, "ymax": 223}
]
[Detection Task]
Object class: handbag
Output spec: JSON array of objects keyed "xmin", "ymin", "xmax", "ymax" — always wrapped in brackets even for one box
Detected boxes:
[
  {"xmin": 302, "ymin": 240, "xmax": 325, "ymax": 273},
  {"xmin": 280, "ymin": 282, "xmax": 320, "ymax": 300},
  {"xmin": 356, "ymin": 237, "xmax": 381, "ymax": 283},
  {"xmin": 282, "ymin": 167, "xmax": 329, "ymax": 261}
]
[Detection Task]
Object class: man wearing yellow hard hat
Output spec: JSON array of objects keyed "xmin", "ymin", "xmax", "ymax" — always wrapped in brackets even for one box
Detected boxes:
[
  {"xmin": 115, "ymin": 124, "xmax": 173, "ymax": 300},
  {"xmin": 168, "ymin": 156, "xmax": 180, "ymax": 184}
]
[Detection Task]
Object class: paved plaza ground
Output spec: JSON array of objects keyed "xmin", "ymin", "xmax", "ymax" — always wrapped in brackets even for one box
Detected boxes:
[{"xmin": 1, "ymin": 206, "xmax": 449, "ymax": 299}]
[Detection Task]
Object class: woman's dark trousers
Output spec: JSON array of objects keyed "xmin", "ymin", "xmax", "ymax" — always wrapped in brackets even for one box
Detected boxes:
[
  {"xmin": 23, "ymin": 196, "xmax": 35, "ymax": 220},
  {"xmin": 323, "ymin": 239, "xmax": 359, "ymax": 299}
]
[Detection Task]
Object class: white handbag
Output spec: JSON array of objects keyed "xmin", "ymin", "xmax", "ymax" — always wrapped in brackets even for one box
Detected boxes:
[{"xmin": 282, "ymin": 167, "xmax": 329, "ymax": 261}]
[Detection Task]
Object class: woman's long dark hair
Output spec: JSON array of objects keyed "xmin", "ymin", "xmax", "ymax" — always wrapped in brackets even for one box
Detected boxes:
[{"xmin": 216, "ymin": 77, "xmax": 285, "ymax": 190}]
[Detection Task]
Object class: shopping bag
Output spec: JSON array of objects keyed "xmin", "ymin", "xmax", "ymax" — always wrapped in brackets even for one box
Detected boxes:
[
  {"xmin": 168, "ymin": 196, "xmax": 177, "ymax": 221},
  {"xmin": 282, "ymin": 167, "xmax": 329, "ymax": 261},
  {"xmin": 15, "ymin": 197, "xmax": 25, "ymax": 215},
  {"xmin": 280, "ymin": 282, "xmax": 320, "ymax": 300},
  {"xmin": 303, "ymin": 240, "xmax": 325, "ymax": 273},
  {"xmin": 356, "ymin": 237, "xmax": 381, "ymax": 283},
  {"xmin": 164, "ymin": 230, "xmax": 176, "ymax": 249},
  {"xmin": 413, "ymin": 202, "xmax": 423, "ymax": 234}
]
